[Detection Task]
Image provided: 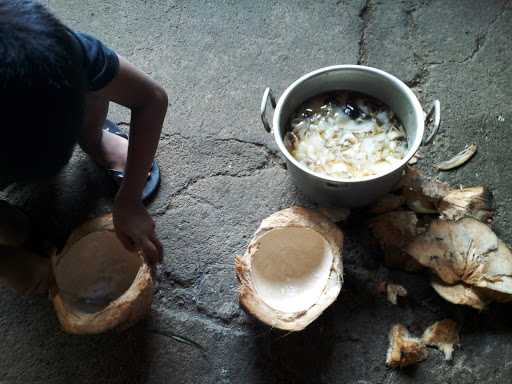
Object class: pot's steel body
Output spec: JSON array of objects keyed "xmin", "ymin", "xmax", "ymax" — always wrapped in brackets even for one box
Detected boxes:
[{"xmin": 261, "ymin": 65, "xmax": 440, "ymax": 207}]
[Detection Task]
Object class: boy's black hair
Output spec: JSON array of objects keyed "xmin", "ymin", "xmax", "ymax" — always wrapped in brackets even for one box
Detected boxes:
[{"xmin": 0, "ymin": 0, "xmax": 86, "ymax": 182}]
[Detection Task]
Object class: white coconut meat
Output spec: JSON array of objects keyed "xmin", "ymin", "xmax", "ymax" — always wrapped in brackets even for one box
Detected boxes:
[
  {"xmin": 236, "ymin": 207, "xmax": 343, "ymax": 331},
  {"xmin": 285, "ymin": 91, "xmax": 408, "ymax": 180},
  {"xmin": 51, "ymin": 214, "xmax": 153, "ymax": 334},
  {"xmin": 251, "ymin": 227, "xmax": 334, "ymax": 313}
]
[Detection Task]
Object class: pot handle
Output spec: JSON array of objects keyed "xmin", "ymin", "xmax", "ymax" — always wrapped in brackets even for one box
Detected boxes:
[
  {"xmin": 260, "ymin": 87, "xmax": 276, "ymax": 133},
  {"xmin": 422, "ymin": 99, "xmax": 441, "ymax": 145}
]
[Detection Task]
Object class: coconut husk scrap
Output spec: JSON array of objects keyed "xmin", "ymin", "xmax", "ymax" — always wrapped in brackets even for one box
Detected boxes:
[
  {"xmin": 438, "ymin": 186, "xmax": 493, "ymax": 223},
  {"xmin": 406, "ymin": 218, "xmax": 512, "ymax": 308},
  {"xmin": 398, "ymin": 168, "xmax": 494, "ymax": 222},
  {"xmin": 386, "ymin": 324, "xmax": 428, "ymax": 368},
  {"xmin": 399, "ymin": 167, "xmax": 450, "ymax": 214},
  {"xmin": 369, "ymin": 211, "xmax": 424, "ymax": 272},
  {"xmin": 430, "ymin": 278, "xmax": 489, "ymax": 310},
  {"xmin": 386, "ymin": 320, "xmax": 460, "ymax": 367},
  {"xmin": 318, "ymin": 206, "xmax": 351, "ymax": 222},
  {"xmin": 386, "ymin": 283, "xmax": 408, "ymax": 305},
  {"xmin": 368, "ymin": 194, "xmax": 406, "ymax": 215},
  {"xmin": 406, "ymin": 218, "xmax": 512, "ymax": 292},
  {"xmin": 422, "ymin": 319, "xmax": 459, "ymax": 360},
  {"xmin": 235, "ymin": 207, "xmax": 343, "ymax": 331}
]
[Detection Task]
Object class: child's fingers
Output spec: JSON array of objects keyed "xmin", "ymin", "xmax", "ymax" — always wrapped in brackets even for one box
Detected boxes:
[
  {"xmin": 149, "ymin": 232, "xmax": 163, "ymax": 262},
  {"xmin": 140, "ymin": 236, "xmax": 159, "ymax": 265},
  {"xmin": 116, "ymin": 230, "xmax": 137, "ymax": 252}
]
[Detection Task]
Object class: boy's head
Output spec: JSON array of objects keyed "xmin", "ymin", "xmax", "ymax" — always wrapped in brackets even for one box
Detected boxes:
[{"xmin": 0, "ymin": 0, "xmax": 86, "ymax": 184}]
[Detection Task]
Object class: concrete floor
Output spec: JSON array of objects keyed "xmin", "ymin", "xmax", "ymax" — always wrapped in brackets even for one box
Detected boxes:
[{"xmin": 1, "ymin": 0, "xmax": 512, "ymax": 383}]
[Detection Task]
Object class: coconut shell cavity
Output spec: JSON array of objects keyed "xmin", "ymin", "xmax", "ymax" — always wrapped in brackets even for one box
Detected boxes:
[
  {"xmin": 51, "ymin": 214, "xmax": 153, "ymax": 334},
  {"xmin": 236, "ymin": 207, "xmax": 343, "ymax": 331}
]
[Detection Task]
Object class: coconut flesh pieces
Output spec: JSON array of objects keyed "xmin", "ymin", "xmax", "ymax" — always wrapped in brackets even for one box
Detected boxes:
[
  {"xmin": 285, "ymin": 91, "xmax": 408, "ymax": 179},
  {"xmin": 54, "ymin": 231, "xmax": 142, "ymax": 313},
  {"xmin": 251, "ymin": 227, "xmax": 334, "ymax": 313}
]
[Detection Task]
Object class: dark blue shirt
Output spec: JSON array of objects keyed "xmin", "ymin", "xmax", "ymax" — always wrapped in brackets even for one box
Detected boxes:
[{"xmin": 71, "ymin": 31, "xmax": 120, "ymax": 91}]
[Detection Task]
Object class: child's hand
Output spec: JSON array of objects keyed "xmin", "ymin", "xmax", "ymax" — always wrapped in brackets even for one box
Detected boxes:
[{"xmin": 113, "ymin": 195, "xmax": 163, "ymax": 265}]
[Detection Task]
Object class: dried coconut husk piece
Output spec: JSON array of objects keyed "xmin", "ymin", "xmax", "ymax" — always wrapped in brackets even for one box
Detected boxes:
[
  {"xmin": 422, "ymin": 319, "xmax": 460, "ymax": 360},
  {"xmin": 399, "ymin": 167, "xmax": 450, "ymax": 214},
  {"xmin": 368, "ymin": 194, "xmax": 406, "ymax": 215},
  {"xmin": 386, "ymin": 283, "xmax": 408, "ymax": 305},
  {"xmin": 318, "ymin": 206, "xmax": 351, "ymax": 222},
  {"xmin": 438, "ymin": 186, "xmax": 494, "ymax": 223},
  {"xmin": 406, "ymin": 218, "xmax": 512, "ymax": 296},
  {"xmin": 386, "ymin": 324, "xmax": 428, "ymax": 368},
  {"xmin": 235, "ymin": 207, "xmax": 343, "ymax": 331},
  {"xmin": 399, "ymin": 168, "xmax": 493, "ymax": 222},
  {"xmin": 51, "ymin": 214, "xmax": 153, "ymax": 334},
  {"xmin": 369, "ymin": 211, "xmax": 424, "ymax": 272},
  {"xmin": 0, "ymin": 201, "xmax": 31, "ymax": 247},
  {"xmin": 434, "ymin": 144, "xmax": 477, "ymax": 171},
  {"xmin": 430, "ymin": 278, "xmax": 489, "ymax": 310}
]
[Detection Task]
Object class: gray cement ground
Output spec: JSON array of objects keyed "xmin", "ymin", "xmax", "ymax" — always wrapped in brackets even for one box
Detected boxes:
[{"xmin": 1, "ymin": 0, "xmax": 512, "ymax": 383}]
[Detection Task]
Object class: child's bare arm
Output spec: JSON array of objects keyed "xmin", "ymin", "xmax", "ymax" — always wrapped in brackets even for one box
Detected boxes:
[{"xmin": 93, "ymin": 55, "xmax": 167, "ymax": 264}]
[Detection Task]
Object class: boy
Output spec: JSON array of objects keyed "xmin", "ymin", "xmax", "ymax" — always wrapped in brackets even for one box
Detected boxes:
[{"xmin": 0, "ymin": 0, "xmax": 166, "ymax": 292}]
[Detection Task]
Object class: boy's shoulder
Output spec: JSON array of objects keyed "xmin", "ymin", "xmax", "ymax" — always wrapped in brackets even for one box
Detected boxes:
[{"xmin": 70, "ymin": 30, "xmax": 120, "ymax": 92}]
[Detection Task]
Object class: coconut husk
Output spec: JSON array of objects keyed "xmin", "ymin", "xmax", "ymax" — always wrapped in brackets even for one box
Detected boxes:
[
  {"xmin": 51, "ymin": 214, "xmax": 153, "ymax": 334},
  {"xmin": 438, "ymin": 186, "xmax": 494, "ymax": 223},
  {"xmin": 368, "ymin": 194, "xmax": 406, "ymax": 215},
  {"xmin": 0, "ymin": 201, "xmax": 31, "ymax": 247},
  {"xmin": 422, "ymin": 319, "xmax": 459, "ymax": 360},
  {"xmin": 398, "ymin": 168, "xmax": 493, "ymax": 222},
  {"xmin": 430, "ymin": 278, "xmax": 489, "ymax": 310},
  {"xmin": 317, "ymin": 207, "xmax": 351, "ymax": 222},
  {"xmin": 406, "ymin": 218, "xmax": 512, "ymax": 310},
  {"xmin": 386, "ymin": 324, "xmax": 428, "ymax": 368},
  {"xmin": 235, "ymin": 207, "xmax": 343, "ymax": 331},
  {"xmin": 406, "ymin": 218, "xmax": 512, "ymax": 293},
  {"xmin": 369, "ymin": 211, "xmax": 424, "ymax": 272},
  {"xmin": 386, "ymin": 283, "xmax": 408, "ymax": 305},
  {"xmin": 399, "ymin": 167, "xmax": 450, "ymax": 214}
]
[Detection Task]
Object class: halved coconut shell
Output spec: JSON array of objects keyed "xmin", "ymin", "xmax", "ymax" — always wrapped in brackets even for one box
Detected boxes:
[
  {"xmin": 235, "ymin": 207, "xmax": 343, "ymax": 331},
  {"xmin": 51, "ymin": 214, "xmax": 153, "ymax": 334},
  {"xmin": 0, "ymin": 201, "xmax": 31, "ymax": 247}
]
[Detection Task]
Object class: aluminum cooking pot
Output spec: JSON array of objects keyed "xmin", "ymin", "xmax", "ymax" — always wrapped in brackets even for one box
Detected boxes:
[{"xmin": 260, "ymin": 65, "xmax": 440, "ymax": 207}]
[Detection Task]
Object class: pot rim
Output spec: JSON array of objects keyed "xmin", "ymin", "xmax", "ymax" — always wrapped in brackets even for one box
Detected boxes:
[{"xmin": 273, "ymin": 65, "xmax": 425, "ymax": 184}]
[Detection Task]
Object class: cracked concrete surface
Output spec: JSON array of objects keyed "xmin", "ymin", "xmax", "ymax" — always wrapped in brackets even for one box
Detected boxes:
[{"xmin": 1, "ymin": 0, "xmax": 512, "ymax": 383}]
